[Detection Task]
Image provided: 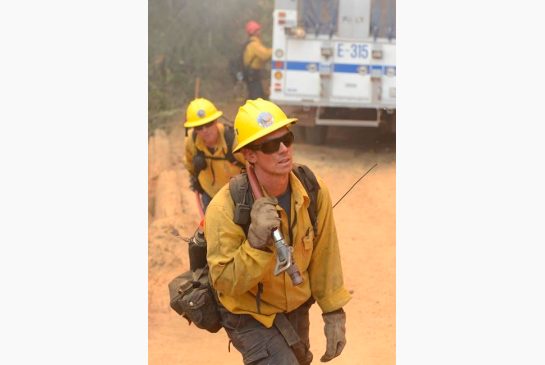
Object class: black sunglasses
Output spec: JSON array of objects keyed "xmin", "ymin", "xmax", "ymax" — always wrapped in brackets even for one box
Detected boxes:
[
  {"xmin": 248, "ymin": 131, "xmax": 294, "ymax": 154},
  {"xmin": 194, "ymin": 121, "xmax": 216, "ymax": 131}
]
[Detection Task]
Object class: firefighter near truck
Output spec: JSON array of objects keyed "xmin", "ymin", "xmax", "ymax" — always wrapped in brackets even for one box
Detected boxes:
[{"xmin": 269, "ymin": 0, "xmax": 396, "ymax": 144}]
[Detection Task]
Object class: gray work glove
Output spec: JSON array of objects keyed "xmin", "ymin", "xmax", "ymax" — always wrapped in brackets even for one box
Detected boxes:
[
  {"xmin": 320, "ymin": 308, "xmax": 347, "ymax": 362},
  {"xmin": 247, "ymin": 197, "xmax": 281, "ymax": 250}
]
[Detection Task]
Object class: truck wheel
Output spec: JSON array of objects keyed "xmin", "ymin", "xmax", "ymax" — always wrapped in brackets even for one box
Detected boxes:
[{"xmin": 305, "ymin": 126, "xmax": 328, "ymax": 145}]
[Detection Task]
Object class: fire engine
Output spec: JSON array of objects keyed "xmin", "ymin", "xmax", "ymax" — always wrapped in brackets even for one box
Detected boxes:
[{"xmin": 270, "ymin": 0, "xmax": 396, "ymax": 143}]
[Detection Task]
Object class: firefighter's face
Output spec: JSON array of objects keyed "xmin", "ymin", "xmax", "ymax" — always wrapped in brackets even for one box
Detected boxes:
[
  {"xmin": 245, "ymin": 127, "xmax": 294, "ymax": 176},
  {"xmin": 195, "ymin": 121, "xmax": 219, "ymax": 147}
]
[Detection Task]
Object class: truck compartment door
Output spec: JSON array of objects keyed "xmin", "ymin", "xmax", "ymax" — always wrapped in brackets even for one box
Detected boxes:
[
  {"xmin": 283, "ymin": 39, "xmax": 321, "ymax": 98},
  {"xmin": 331, "ymin": 42, "xmax": 372, "ymax": 101}
]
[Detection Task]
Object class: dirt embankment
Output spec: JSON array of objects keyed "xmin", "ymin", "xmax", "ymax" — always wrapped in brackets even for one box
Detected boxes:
[{"xmin": 148, "ymin": 122, "xmax": 396, "ymax": 365}]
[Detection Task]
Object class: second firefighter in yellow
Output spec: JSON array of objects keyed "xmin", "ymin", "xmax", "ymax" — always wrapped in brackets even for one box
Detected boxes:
[{"xmin": 183, "ymin": 98, "xmax": 245, "ymax": 211}]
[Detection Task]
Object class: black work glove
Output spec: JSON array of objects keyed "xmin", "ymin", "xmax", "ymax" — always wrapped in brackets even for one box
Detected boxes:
[
  {"xmin": 321, "ymin": 308, "xmax": 347, "ymax": 362},
  {"xmin": 189, "ymin": 175, "xmax": 204, "ymax": 194},
  {"xmin": 247, "ymin": 197, "xmax": 280, "ymax": 250}
]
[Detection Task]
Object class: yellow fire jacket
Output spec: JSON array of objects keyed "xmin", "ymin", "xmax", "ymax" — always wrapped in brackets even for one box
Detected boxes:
[
  {"xmin": 243, "ymin": 35, "xmax": 272, "ymax": 70},
  {"xmin": 183, "ymin": 123, "xmax": 245, "ymax": 197},
  {"xmin": 205, "ymin": 170, "xmax": 351, "ymax": 328}
]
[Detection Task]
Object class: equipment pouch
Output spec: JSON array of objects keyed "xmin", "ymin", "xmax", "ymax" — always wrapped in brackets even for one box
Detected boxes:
[
  {"xmin": 168, "ymin": 268, "xmax": 222, "ymax": 333},
  {"xmin": 192, "ymin": 153, "xmax": 207, "ymax": 175}
]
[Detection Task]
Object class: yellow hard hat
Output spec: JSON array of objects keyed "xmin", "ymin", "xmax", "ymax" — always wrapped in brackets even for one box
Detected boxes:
[
  {"xmin": 184, "ymin": 98, "xmax": 223, "ymax": 128},
  {"xmin": 233, "ymin": 98, "xmax": 297, "ymax": 152}
]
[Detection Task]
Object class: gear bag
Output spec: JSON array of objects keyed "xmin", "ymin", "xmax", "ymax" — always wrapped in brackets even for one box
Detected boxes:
[
  {"xmin": 168, "ymin": 266, "xmax": 222, "ymax": 333},
  {"xmin": 167, "ymin": 230, "xmax": 222, "ymax": 333}
]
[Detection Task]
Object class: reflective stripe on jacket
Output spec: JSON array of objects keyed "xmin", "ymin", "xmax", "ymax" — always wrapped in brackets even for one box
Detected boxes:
[
  {"xmin": 205, "ymin": 170, "xmax": 351, "ymax": 328},
  {"xmin": 243, "ymin": 36, "xmax": 272, "ymax": 70},
  {"xmin": 183, "ymin": 123, "xmax": 245, "ymax": 197}
]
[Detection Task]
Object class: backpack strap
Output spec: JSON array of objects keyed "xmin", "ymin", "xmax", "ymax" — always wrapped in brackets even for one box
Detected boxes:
[
  {"xmin": 291, "ymin": 163, "xmax": 320, "ymax": 237},
  {"xmin": 191, "ymin": 130, "xmax": 206, "ymax": 177},
  {"xmin": 229, "ymin": 171, "xmax": 254, "ymax": 236}
]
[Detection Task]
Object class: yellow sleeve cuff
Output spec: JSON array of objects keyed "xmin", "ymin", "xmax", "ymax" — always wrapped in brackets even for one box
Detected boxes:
[{"xmin": 316, "ymin": 286, "xmax": 352, "ymax": 314}]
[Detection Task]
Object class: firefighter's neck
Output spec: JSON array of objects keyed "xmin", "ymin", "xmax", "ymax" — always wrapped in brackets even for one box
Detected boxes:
[{"xmin": 255, "ymin": 168, "xmax": 289, "ymax": 198}]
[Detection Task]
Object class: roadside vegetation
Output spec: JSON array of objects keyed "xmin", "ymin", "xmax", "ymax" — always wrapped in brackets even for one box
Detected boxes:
[{"xmin": 149, "ymin": 0, "xmax": 273, "ymax": 133}]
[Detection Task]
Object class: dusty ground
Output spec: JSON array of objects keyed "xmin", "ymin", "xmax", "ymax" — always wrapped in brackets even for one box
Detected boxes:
[{"xmin": 148, "ymin": 116, "xmax": 396, "ymax": 365}]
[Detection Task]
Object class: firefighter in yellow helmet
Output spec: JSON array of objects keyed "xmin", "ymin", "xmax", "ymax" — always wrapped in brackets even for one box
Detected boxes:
[
  {"xmin": 183, "ymin": 98, "xmax": 245, "ymax": 212},
  {"xmin": 205, "ymin": 99, "xmax": 351, "ymax": 364},
  {"xmin": 243, "ymin": 20, "xmax": 272, "ymax": 99}
]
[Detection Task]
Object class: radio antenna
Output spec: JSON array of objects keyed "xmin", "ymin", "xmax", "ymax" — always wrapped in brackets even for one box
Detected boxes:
[{"xmin": 332, "ymin": 163, "xmax": 378, "ymax": 209}]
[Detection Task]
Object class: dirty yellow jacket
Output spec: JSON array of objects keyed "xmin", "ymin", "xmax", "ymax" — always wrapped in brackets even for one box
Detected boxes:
[
  {"xmin": 205, "ymin": 170, "xmax": 351, "ymax": 328},
  {"xmin": 183, "ymin": 123, "xmax": 245, "ymax": 197},
  {"xmin": 243, "ymin": 36, "xmax": 272, "ymax": 70}
]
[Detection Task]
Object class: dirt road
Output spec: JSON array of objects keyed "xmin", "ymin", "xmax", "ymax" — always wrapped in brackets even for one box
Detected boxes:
[{"xmin": 148, "ymin": 122, "xmax": 395, "ymax": 365}]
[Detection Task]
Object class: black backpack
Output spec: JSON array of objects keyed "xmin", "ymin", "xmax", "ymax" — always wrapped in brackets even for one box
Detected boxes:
[
  {"xmin": 168, "ymin": 164, "xmax": 320, "ymax": 332},
  {"xmin": 228, "ymin": 39, "xmax": 256, "ymax": 83}
]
